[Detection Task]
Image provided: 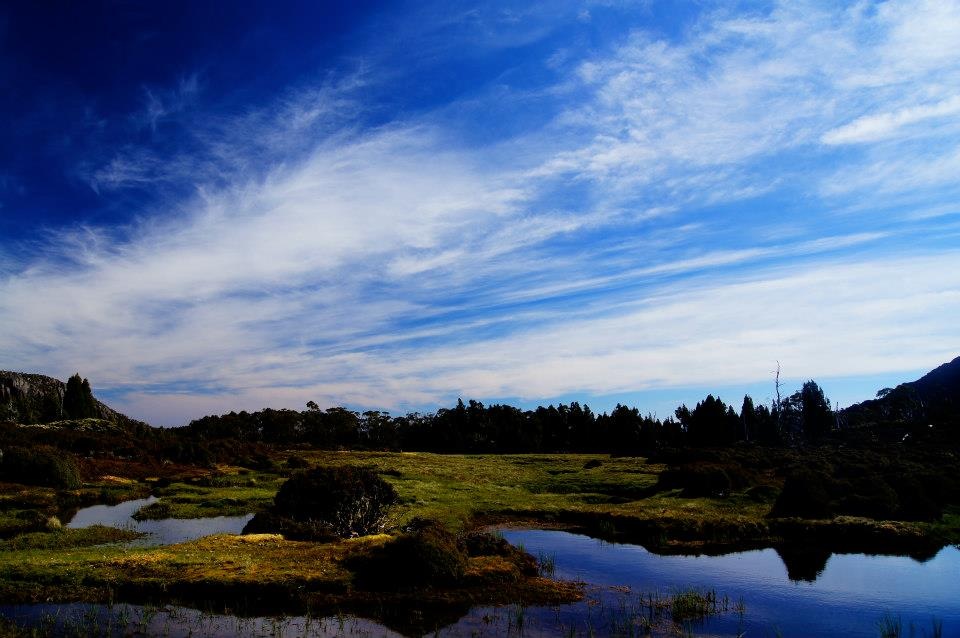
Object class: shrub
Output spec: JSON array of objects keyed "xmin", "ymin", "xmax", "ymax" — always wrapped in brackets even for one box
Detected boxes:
[
  {"xmin": 892, "ymin": 476, "xmax": 942, "ymax": 521},
  {"xmin": 659, "ymin": 463, "xmax": 733, "ymax": 497},
  {"xmin": 285, "ymin": 455, "xmax": 310, "ymax": 469},
  {"xmin": 351, "ymin": 518, "xmax": 468, "ymax": 590},
  {"xmin": 0, "ymin": 446, "xmax": 81, "ymax": 489},
  {"xmin": 242, "ymin": 511, "xmax": 338, "ymax": 541},
  {"xmin": 246, "ymin": 465, "xmax": 397, "ymax": 540},
  {"xmin": 769, "ymin": 470, "xmax": 833, "ymax": 519},
  {"xmin": 840, "ymin": 477, "xmax": 900, "ymax": 520}
]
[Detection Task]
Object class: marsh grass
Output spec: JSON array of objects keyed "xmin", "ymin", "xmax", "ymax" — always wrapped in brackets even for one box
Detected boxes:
[
  {"xmin": 523, "ymin": 587, "xmax": 745, "ymax": 637},
  {"xmin": 878, "ymin": 614, "xmax": 946, "ymax": 638},
  {"xmin": 0, "ymin": 525, "xmax": 144, "ymax": 550},
  {"xmin": 0, "ymin": 603, "xmax": 402, "ymax": 638},
  {"xmin": 537, "ymin": 550, "xmax": 556, "ymax": 577},
  {"xmin": 134, "ymin": 468, "xmax": 283, "ymax": 520}
]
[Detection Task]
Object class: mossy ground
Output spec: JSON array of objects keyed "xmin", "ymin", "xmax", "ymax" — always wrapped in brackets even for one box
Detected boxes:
[{"xmin": 133, "ymin": 467, "xmax": 283, "ymax": 520}]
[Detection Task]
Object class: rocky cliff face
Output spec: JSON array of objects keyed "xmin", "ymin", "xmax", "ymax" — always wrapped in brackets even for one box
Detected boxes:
[{"xmin": 0, "ymin": 371, "xmax": 126, "ymax": 425}]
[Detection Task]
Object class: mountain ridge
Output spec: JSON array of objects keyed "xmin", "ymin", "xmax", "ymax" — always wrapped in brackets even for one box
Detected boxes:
[{"xmin": 841, "ymin": 356, "xmax": 960, "ymax": 427}]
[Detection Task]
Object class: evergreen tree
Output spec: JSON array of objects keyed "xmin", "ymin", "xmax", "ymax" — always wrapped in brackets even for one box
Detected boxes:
[
  {"xmin": 741, "ymin": 395, "xmax": 756, "ymax": 441},
  {"xmin": 63, "ymin": 373, "xmax": 96, "ymax": 419},
  {"xmin": 799, "ymin": 380, "xmax": 832, "ymax": 441}
]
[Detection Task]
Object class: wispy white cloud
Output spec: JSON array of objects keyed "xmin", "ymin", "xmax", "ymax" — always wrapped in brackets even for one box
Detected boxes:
[
  {"xmin": 822, "ymin": 95, "xmax": 960, "ymax": 145},
  {"xmin": 531, "ymin": 0, "xmax": 960, "ymax": 210},
  {"xmin": 138, "ymin": 74, "xmax": 201, "ymax": 131},
  {"xmin": 106, "ymin": 252, "xmax": 960, "ymax": 425}
]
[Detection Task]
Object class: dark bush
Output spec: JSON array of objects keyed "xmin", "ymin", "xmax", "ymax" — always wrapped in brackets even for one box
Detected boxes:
[
  {"xmin": 351, "ymin": 518, "xmax": 467, "ymax": 590},
  {"xmin": 770, "ymin": 470, "xmax": 833, "ymax": 519},
  {"xmin": 839, "ymin": 477, "xmax": 900, "ymax": 520},
  {"xmin": 264, "ymin": 465, "xmax": 397, "ymax": 539},
  {"xmin": 744, "ymin": 484, "xmax": 780, "ymax": 502},
  {"xmin": 582, "ymin": 459, "xmax": 603, "ymax": 470},
  {"xmin": 659, "ymin": 463, "xmax": 733, "ymax": 497},
  {"xmin": 235, "ymin": 454, "xmax": 275, "ymax": 471},
  {"xmin": 893, "ymin": 476, "xmax": 942, "ymax": 521},
  {"xmin": 242, "ymin": 511, "xmax": 338, "ymax": 541},
  {"xmin": 0, "ymin": 446, "xmax": 81, "ymax": 489},
  {"xmin": 285, "ymin": 455, "xmax": 310, "ymax": 469}
]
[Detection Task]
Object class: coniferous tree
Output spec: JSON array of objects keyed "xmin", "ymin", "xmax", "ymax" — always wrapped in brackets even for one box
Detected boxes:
[
  {"xmin": 63, "ymin": 373, "xmax": 96, "ymax": 419},
  {"xmin": 799, "ymin": 380, "xmax": 832, "ymax": 441},
  {"xmin": 741, "ymin": 395, "xmax": 756, "ymax": 441}
]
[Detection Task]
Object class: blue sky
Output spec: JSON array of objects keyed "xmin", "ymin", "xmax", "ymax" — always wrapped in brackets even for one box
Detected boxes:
[{"xmin": 2, "ymin": 1, "xmax": 959, "ymax": 426}]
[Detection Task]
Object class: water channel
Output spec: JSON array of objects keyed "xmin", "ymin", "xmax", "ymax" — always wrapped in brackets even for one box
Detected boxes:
[{"xmin": 66, "ymin": 496, "xmax": 253, "ymax": 546}]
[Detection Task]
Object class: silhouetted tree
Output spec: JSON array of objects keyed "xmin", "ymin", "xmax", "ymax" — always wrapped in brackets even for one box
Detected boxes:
[
  {"xmin": 63, "ymin": 373, "xmax": 96, "ymax": 419},
  {"xmin": 799, "ymin": 380, "xmax": 832, "ymax": 441},
  {"xmin": 678, "ymin": 395, "xmax": 741, "ymax": 446}
]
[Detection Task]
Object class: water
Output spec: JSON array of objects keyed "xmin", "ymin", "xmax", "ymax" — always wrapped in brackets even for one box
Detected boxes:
[
  {"xmin": 0, "ymin": 603, "xmax": 401, "ymax": 638},
  {"xmin": 468, "ymin": 529, "xmax": 960, "ymax": 637},
  {"xmin": 10, "ymin": 518, "xmax": 959, "ymax": 636},
  {"xmin": 66, "ymin": 497, "xmax": 254, "ymax": 546}
]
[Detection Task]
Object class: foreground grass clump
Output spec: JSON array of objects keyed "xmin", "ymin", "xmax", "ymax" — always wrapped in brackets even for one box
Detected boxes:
[{"xmin": 350, "ymin": 518, "xmax": 467, "ymax": 590}]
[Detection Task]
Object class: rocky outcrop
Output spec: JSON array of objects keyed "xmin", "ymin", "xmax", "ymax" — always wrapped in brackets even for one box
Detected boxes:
[{"xmin": 0, "ymin": 371, "xmax": 128, "ymax": 425}]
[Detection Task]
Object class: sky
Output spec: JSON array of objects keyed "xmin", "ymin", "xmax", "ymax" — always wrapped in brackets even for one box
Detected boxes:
[{"xmin": 1, "ymin": 1, "xmax": 959, "ymax": 426}]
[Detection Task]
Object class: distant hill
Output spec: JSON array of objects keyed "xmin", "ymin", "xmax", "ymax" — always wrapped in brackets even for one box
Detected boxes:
[
  {"xmin": 842, "ymin": 356, "xmax": 960, "ymax": 427},
  {"xmin": 0, "ymin": 370, "xmax": 139, "ymax": 427}
]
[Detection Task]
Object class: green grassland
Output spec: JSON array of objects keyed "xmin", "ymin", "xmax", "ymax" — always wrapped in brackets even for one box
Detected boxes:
[
  {"xmin": 133, "ymin": 469, "xmax": 284, "ymax": 520},
  {"xmin": 0, "ymin": 450, "xmax": 957, "ymax": 620}
]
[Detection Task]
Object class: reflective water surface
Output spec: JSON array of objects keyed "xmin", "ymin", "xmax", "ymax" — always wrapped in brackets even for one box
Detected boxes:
[
  {"xmin": 472, "ymin": 529, "xmax": 960, "ymax": 637},
  {"xmin": 0, "ymin": 603, "xmax": 401, "ymax": 638},
  {"xmin": 66, "ymin": 496, "xmax": 253, "ymax": 546},
  {"xmin": 10, "ymin": 518, "xmax": 960, "ymax": 636}
]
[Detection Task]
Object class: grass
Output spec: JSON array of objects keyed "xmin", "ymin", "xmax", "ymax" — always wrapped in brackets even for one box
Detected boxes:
[
  {"xmin": 106, "ymin": 451, "xmax": 956, "ymax": 551},
  {"xmin": 279, "ymin": 451, "xmax": 788, "ymax": 551},
  {"xmin": 132, "ymin": 467, "xmax": 283, "ymax": 520},
  {"xmin": 877, "ymin": 614, "xmax": 945, "ymax": 638},
  {"xmin": 0, "ymin": 480, "xmax": 149, "ymax": 538},
  {"xmin": 292, "ymin": 452, "xmax": 664, "ymax": 529},
  {"xmin": 0, "ymin": 450, "xmax": 957, "ymax": 622},
  {"xmin": 0, "ymin": 525, "xmax": 144, "ymax": 550}
]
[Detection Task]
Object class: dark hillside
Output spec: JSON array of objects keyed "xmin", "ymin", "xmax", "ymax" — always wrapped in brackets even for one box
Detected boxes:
[{"xmin": 842, "ymin": 356, "xmax": 960, "ymax": 430}]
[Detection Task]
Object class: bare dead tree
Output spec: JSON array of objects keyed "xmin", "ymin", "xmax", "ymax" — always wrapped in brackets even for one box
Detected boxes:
[{"xmin": 774, "ymin": 360, "xmax": 783, "ymax": 435}]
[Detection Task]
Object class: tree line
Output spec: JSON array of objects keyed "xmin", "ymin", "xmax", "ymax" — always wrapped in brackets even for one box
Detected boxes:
[{"xmin": 178, "ymin": 380, "xmax": 837, "ymax": 453}]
